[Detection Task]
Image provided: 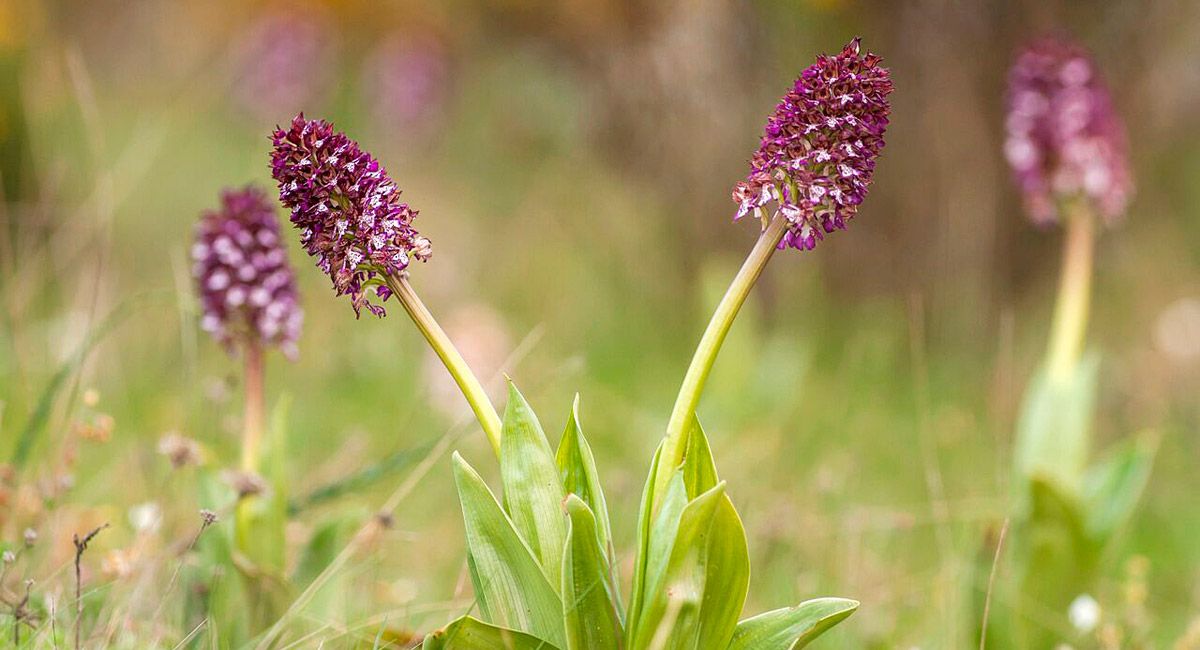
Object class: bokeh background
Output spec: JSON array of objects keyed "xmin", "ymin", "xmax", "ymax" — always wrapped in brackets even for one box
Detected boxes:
[{"xmin": 1, "ymin": 0, "xmax": 1198, "ymax": 646}]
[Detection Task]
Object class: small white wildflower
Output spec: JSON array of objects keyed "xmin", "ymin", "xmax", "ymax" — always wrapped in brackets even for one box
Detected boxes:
[
  {"xmin": 129, "ymin": 502, "xmax": 163, "ymax": 534},
  {"xmin": 1068, "ymin": 593, "xmax": 1101, "ymax": 633}
]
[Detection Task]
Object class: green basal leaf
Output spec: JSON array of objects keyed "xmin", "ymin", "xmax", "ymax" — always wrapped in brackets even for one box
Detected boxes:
[
  {"xmin": 562, "ymin": 495, "xmax": 624, "ymax": 650},
  {"xmin": 629, "ymin": 481, "xmax": 726, "ymax": 650},
  {"xmin": 629, "ymin": 469, "xmax": 688, "ymax": 639},
  {"xmin": 556, "ymin": 395, "xmax": 617, "ymax": 574},
  {"xmin": 627, "ymin": 441, "xmax": 665, "ymax": 637},
  {"xmin": 680, "ymin": 416, "xmax": 749, "ymax": 650},
  {"xmin": 1014, "ymin": 353, "xmax": 1099, "ymax": 498},
  {"xmin": 682, "ymin": 415, "xmax": 719, "ymax": 499},
  {"xmin": 236, "ymin": 394, "xmax": 291, "ymax": 575},
  {"xmin": 1018, "ymin": 473, "xmax": 1094, "ymax": 619},
  {"xmin": 422, "ymin": 615, "xmax": 559, "ymax": 650},
  {"xmin": 694, "ymin": 495, "xmax": 749, "ymax": 650},
  {"xmin": 727, "ymin": 598, "xmax": 859, "ymax": 650},
  {"xmin": 1082, "ymin": 430, "xmax": 1158, "ymax": 542},
  {"xmin": 452, "ymin": 452, "xmax": 566, "ymax": 647},
  {"xmin": 501, "ymin": 381, "xmax": 569, "ymax": 590},
  {"xmin": 1028, "ymin": 474, "xmax": 1087, "ymax": 547}
]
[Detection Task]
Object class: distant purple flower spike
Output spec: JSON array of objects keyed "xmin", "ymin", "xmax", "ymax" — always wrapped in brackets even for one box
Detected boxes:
[
  {"xmin": 1004, "ymin": 37, "xmax": 1133, "ymax": 226},
  {"xmin": 732, "ymin": 38, "xmax": 893, "ymax": 251},
  {"xmin": 361, "ymin": 33, "xmax": 450, "ymax": 130},
  {"xmin": 270, "ymin": 114, "xmax": 432, "ymax": 317},
  {"xmin": 230, "ymin": 9, "xmax": 334, "ymax": 123},
  {"xmin": 193, "ymin": 186, "xmax": 303, "ymax": 358}
]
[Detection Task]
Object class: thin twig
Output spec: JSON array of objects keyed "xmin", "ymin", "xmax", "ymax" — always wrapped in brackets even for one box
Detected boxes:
[
  {"xmin": 150, "ymin": 510, "xmax": 219, "ymax": 630},
  {"xmin": 979, "ymin": 518, "xmax": 1011, "ymax": 650},
  {"xmin": 50, "ymin": 595, "xmax": 59, "ymax": 650},
  {"xmin": 72, "ymin": 523, "xmax": 109, "ymax": 650},
  {"xmin": 13, "ymin": 579, "xmax": 33, "ymax": 645}
]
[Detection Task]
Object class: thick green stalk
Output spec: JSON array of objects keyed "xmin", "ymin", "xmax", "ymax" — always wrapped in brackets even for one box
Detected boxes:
[
  {"xmin": 1045, "ymin": 201, "xmax": 1094, "ymax": 382},
  {"xmin": 240, "ymin": 342, "xmax": 266, "ymax": 472},
  {"xmin": 654, "ymin": 215, "xmax": 788, "ymax": 503},
  {"xmin": 386, "ymin": 274, "xmax": 503, "ymax": 458}
]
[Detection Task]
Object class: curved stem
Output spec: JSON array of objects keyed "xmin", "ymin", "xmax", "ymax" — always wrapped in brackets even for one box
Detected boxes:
[
  {"xmin": 1046, "ymin": 201, "xmax": 1094, "ymax": 382},
  {"xmin": 386, "ymin": 274, "xmax": 503, "ymax": 458},
  {"xmin": 654, "ymin": 214, "xmax": 788, "ymax": 502},
  {"xmin": 241, "ymin": 341, "xmax": 266, "ymax": 472}
]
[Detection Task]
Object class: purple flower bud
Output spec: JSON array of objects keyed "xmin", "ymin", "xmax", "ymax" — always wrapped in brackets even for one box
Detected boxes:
[
  {"xmin": 1004, "ymin": 37, "xmax": 1133, "ymax": 226},
  {"xmin": 270, "ymin": 114, "xmax": 431, "ymax": 317},
  {"xmin": 193, "ymin": 186, "xmax": 303, "ymax": 358},
  {"xmin": 732, "ymin": 38, "xmax": 893, "ymax": 251}
]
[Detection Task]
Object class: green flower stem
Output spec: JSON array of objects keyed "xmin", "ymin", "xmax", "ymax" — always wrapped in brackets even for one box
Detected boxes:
[
  {"xmin": 386, "ymin": 273, "xmax": 503, "ymax": 458},
  {"xmin": 1046, "ymin": 200, "xmax": 1095, "ymax": 382},
  {"xmin": 654, "ymin": 214, "xmax": 789, "ymax": 503},
  {"xmin": 241, "ymin": 341, "xmax": 266, "ymax": 472},
  {"xmin": 235, "ymin": 340, "xmax": 267, "ymax": 572}
]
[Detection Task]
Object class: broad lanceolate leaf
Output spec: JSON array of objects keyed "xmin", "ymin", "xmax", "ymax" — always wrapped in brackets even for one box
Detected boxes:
[
  {"xmin": 556, "ymin": 395, "xmax": 616, "ymax": 572},
  {"xmin": 627, "ymin": 442, "xmax": 665, "ymax": 636},
  {"xmin": 1014, "ymin": 353, "xmax": 1099, "ymax": 499},
  {"xmin": 628, "ymin": 481, "xmax": 727, "ymax": 650},
  {"xmin": 562, "ymin": 495, "xmax": 624, "ymax": 650},
  {"xmin": 452, "ymin": 453, "xmax": 566, "ymax": 647},
  {"xmin": 1082, "ymin": 430, "xmax": 1158, "ymax": 541},
  {"xmin": 693, "ymin": 495, "xmax": 749, "ymax": 650},
  {"xmin": 679, "ymin": 416, "xmax": 749, "ymax": 650},
  {"xmin": 682, "ymin": 415, "xmax": 719, "ymax": 499},
  {"xmin": 501, "ymin": 381, "xmax": 569, "ymax": 590},
  {"xmin": 1018, "ymin": 474, "xmax": 1094, "ymax": 622},
  {"xmin": 422, "ymin": 615, "xmax": 559, "ymax": 650},
  {"xmin": 727, "ymin": 598, "xmax": 860, "ymax": 650}
]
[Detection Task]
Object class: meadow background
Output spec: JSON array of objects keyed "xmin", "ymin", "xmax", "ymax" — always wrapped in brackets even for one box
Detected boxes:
[{"xmin": 1, "ymin": 0, "xmax": 1198, "ymax": 646}]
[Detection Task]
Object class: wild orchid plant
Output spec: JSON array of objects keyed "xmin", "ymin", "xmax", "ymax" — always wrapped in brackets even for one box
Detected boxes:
[
  {"xmin": 191, "ymin": 186, "xmax": 304, "ymax": 630},
  {"xmin": 270, "ymin": 38, "xmax": 891, "ymax": 649},
  {"xmin": 984, "ymin": 36, "xmax": 1156, "ymax": 646}
]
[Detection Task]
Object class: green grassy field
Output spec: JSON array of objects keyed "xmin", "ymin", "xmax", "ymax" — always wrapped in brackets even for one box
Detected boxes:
[{"xmin": 1, "ymin": 1, "xmax": 1198, "ymax": 647}]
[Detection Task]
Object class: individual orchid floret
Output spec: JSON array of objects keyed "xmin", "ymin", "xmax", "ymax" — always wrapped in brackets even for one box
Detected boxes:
[
  {"xmin": 1004, "ymin": 37, "xmax": 1133, "ymax": 226},
  {"xmin": 270, "ymin": 114, "xmax": 431, "ymax": 317},
  {"xmin": 732, "ymin": 38, "xmax": 893, "ymax": 251},
  {"xmin": 192, "ymin": 186, "xmax": 303, "ymax": 358}
]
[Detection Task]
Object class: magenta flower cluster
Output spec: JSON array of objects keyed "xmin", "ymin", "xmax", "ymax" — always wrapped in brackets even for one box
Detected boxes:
[
  {"xmin": 1004, "ymin": 37, "xmax": 1133, "ymax": 225},
  {"xmin": 193, "ymin": 186, "xmax": 303, "ymax": 358},
  {"xmin": 732, "ymin": 38, "xmax": 893, "ymax": 251},
  {"xmin": 270, "ymin": 114, "xmax": 432, "ymax": 317}
]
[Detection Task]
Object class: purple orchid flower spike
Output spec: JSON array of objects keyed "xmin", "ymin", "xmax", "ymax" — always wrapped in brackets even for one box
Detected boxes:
[
  {"xmin": 192, "ymin": 185, "xmax": 303, "ymax": 359},
  {"xmin": 1004, "ymin": 36, "xmax": 1133, "ymax": 226},
  {"xmin": 732, "ymin": 38, "xmax": 893, "ymax": 251},
  {"xmin": 270, "ymin": 114, "xmax": 432, "ymax": 318}
]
